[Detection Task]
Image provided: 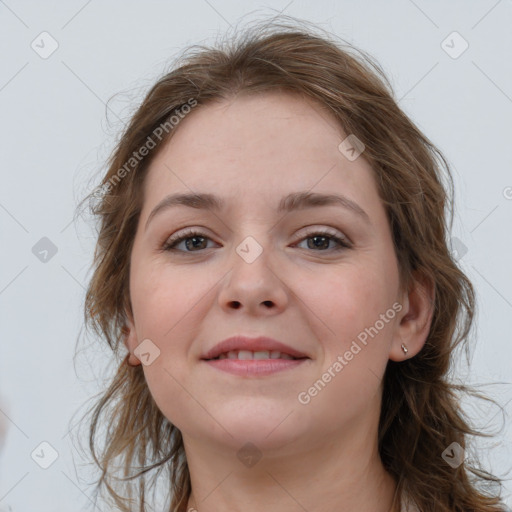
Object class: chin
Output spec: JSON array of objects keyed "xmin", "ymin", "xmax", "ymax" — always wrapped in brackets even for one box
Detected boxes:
[{"xmin": 210, "ymin": 410, "xmax": 306, "ymax": 451}]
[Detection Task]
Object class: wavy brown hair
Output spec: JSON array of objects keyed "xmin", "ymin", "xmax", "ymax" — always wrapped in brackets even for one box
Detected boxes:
[{"xmin": 75, "ymin": 16, "xmax": 508, "ymax": 512}]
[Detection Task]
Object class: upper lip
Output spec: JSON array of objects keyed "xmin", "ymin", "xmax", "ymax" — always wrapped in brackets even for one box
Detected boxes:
[{"xmin": 201, "ymin": 336, "xmax": 309, "ymax": 360}]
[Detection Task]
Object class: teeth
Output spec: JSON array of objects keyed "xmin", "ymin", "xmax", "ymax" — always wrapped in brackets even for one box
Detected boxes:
[
  {"xmin": 254, "ymin": 351, "xmax": 270, "ymax": 360},
  {"xmin": 238, "ymin": 350, "xmax": 253, "ymax": 360},
  {"xmin": 215, "ymin": 350, "xmax": 297, "ymax": 360}
]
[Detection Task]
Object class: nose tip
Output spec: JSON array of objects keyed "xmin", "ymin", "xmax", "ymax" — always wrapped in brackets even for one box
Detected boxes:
[{"xmin": 217, "ymin": 248, "xmax": 288, "ymax": 316}]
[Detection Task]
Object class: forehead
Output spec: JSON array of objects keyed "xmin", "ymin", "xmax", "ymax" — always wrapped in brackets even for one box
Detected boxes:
[{"xmin": 142, "ymin": 92, "xmax": 383, "ymax": 220}]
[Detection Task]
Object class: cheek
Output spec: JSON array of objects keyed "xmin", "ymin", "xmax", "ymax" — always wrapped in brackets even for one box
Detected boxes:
[
  {"xmin": 129, "ymin": 263, "xmax": 202, "ymax": 427},
  {"xmin": 294, "ymin": 264, "xmax": 396, "ymax": 428},
  {"xmin": 302, "ymin": 260, "xmax": 395, "ymax": 341},
  {"xmin": 130, "ymin": 259, "xmax": 209, "ymax": 336}
]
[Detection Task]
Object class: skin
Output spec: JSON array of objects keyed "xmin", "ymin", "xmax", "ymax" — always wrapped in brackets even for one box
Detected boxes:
[{"xmin": 124, "ymin": 91, "xmax": 434, "ymax": 512}]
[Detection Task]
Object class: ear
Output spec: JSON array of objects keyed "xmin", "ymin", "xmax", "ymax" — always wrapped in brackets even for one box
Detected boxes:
[
  {"xmin": 389, "ymin": 270, "xmax": 435, "ymax": 362},
  {"xmin": 123, "ymin": 309, "xmax": 142, "ymax": 367}
]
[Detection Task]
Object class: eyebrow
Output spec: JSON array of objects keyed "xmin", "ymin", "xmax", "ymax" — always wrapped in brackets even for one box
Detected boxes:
[{"xmin": 144, "ymin": 191, "xmax": 371, "ymax": 231}]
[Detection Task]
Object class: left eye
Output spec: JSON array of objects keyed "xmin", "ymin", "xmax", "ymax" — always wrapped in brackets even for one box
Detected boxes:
[
  {"xmin": 162, "ymin": 229, "xmax": 351, "ymax": 253},
  {"xmin": 294, "ymin": 231, "xmax": 351, "ymax": 251}
]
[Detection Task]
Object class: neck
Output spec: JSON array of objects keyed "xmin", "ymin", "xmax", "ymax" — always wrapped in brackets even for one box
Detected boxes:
[{"xmin": 183, "ymin": 425, "xmax": 398, "ymax": 512}]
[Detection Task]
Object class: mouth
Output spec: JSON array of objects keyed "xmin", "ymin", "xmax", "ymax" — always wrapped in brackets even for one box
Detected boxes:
[
  {"xmin": 200, "ymin": 336, "xmax": 310, "ymax": 377},
  {"xmin": 205, "ymin": 350, "xmax": 306, "ymax": 361},
  {"xmin": 200, "ymin": 335, "xmax": 310, "ymax": 361},
  {"xmin": 202, "ymin": 353, "xmax": 309, "ymax": 377}
]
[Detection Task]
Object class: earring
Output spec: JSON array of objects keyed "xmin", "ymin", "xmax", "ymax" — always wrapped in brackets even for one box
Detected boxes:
[{"xmin": 401, "ymin": 343, "xmax": 408, "ymax": 355}]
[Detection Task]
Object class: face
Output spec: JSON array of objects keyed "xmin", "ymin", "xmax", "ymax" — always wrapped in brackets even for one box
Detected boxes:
[{"xmin": 125, "ymin": 91, "xmax": 410, "ymax": 455}]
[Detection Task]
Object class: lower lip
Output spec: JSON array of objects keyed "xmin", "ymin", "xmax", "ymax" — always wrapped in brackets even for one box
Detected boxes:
[{"xmin": 203, "ymin": 358, "xmax": 308, "ymax": 376}]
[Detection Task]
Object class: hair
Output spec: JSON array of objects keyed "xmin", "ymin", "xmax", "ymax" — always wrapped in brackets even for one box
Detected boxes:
[{"xmin": 75, "ymin": 15, "xmax": 508, "ymax": 512}]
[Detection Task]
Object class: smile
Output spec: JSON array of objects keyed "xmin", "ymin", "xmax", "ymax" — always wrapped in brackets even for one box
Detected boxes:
[
  {"xmin": 203, "ymin": 355, "xmax": 309, "ymax": 377},
  {"xmin": 210, "ymin": 350, "xmax": 301, "ymax": 360}
]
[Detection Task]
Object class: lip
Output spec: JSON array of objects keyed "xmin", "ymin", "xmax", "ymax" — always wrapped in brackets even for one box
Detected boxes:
[
  {"xmin": 201, "ymin": 335, "xmax": 309, "ymax": 361},
  {"xmin": 204, "ymin": 358, "xmax": 307, "ymax": 377}
]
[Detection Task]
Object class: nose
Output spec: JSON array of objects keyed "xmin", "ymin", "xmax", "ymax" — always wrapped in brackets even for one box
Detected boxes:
[{"xmin": 217, "ymin": 240, "xmax": 289, "ymax": 316}]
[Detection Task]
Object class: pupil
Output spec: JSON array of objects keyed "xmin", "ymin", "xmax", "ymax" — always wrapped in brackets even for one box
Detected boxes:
[
  {"xmin": 308, "ymin": 236, "xmax": 329, "ymax": 250},
  {"xmin": 186, "ymin": 236, "xmax": 207, "ymax": 251}
]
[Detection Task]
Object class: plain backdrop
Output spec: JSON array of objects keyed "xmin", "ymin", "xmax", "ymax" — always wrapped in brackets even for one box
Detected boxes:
[{"xmin": 1, "ymin": 1, "xmax": 511, "ymax": 511}]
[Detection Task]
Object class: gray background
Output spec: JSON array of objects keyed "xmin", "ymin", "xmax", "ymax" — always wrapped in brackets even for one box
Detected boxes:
[{"xmin": 1, "ymin": 1, "xmax": 511, "ymax": 510}]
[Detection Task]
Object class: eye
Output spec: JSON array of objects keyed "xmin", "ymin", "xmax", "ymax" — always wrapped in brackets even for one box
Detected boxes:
[
  {"xmin": 162, "ymin": 229, "xmax": 218, "ymax": 252},
  {"xmin": 293, "ymin": 228, "xmax": 351, "ymax": 252},
  {"xmin": 162, "ymin": 227, "xmax": 351, "ymax": 254}
]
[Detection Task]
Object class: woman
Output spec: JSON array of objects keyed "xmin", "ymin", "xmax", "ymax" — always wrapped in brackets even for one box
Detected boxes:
[{"xmin": 79, "ymin": 17, "xmax": 507, "ymax": 512}]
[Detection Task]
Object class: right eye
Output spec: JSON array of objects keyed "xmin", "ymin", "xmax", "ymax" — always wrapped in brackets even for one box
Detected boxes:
[{"xmin": 162, "ymin": 229, "xmax": 219, "ymax": 253}]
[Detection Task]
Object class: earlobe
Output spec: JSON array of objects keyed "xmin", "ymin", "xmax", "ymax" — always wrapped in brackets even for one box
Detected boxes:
[
  {"xmin": 122, "ymin": 314, "xmax": 142, "ymax": 367},
  {"xmin": 389, "ymin": 271, "xmax": 435, "ymax": 362}
]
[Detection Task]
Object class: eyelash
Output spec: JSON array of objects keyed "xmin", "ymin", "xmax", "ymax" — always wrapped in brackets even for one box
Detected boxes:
[{"xmin": 162, "ymin": 228, "xmax": 352, "ymax": 253}]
